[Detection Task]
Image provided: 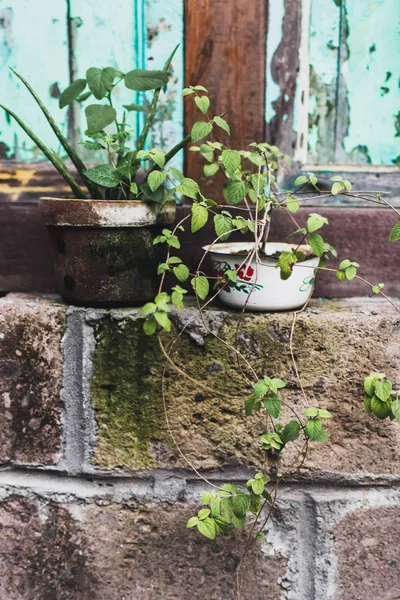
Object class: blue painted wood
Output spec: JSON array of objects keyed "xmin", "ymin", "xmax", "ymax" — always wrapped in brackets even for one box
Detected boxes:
[
  {"xmin": 144, "ymin": 0, "xmax": 184, "ymax": 170},
  {"xmin": 0, "ymin": 0, "xmax": 70, "ymax": 162},
  {"xmin": 340, "ymin": 0, "xmax": 400, "ymax": 166},
  {"xmin": 0, "ymin": 0, "xmax": 184, "ymax": 167},
  {"xmin": 306, "ymin": 0, "xmax": 400, "ymax": 166}
]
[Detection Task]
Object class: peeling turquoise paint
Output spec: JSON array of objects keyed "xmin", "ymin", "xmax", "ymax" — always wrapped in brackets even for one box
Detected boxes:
[
  {"xmin": 0, "ymin": 0, "xmax": 184, "ymax": 166},
  {"xmin": 145, "ymin": 0, "xmax": 184, "ymax": 171},
  {"xmin": 0, "ymin": 0, "xmax": 70, "ymax": 162},
  {"xmin": 265, "ymin": 0, "xmax": 285, "ymax": 125},
  {"xmin": 341, "ymin": 0, "xmax": 400, "ymax": 165},
  {"xmin": 306, "ymin": 0, "xmax": 400, "ymax": 166}
]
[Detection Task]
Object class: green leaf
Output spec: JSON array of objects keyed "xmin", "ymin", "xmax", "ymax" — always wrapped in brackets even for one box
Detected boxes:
[
  {"xmin": 169, "ymin": 167, "xmax": 184, "ymax": 183},
  {"xmin": 343, "ymin": 179, "xmax": 352, "ymax": 191},
  {"xmin": 147, "ymin": 170, "xmax": 166, "ymax": 192},
  {"xmin": 307, "ymin": 213, "xmax": 328, "ymax": 233},
  {"xmin": 330, "ymin": 175, "xmax": 343, "ymax": 182},
  {"xmin": 345, "ymin": 266, "xmax": 357, "ymax": 280},
  {"xmin": 253, "ymin": 379, "xmax": 269, "ymax": 398},
  {"xmin": 372, "ymin": 283, "xmax": 384, "ymax": 294},
  {"xmin": 305, "ymin": 418, "xmax": 328, "ymax": 441},
  {"xmin": 197, "ymin": 518, "xmax": 216, "ymax": 539},
  {"xmin": 370, "ymin": 395, "xmax": 390, "ymax": 420},
  {"xmin": 294, "ymin": 175, "xmax": 308, "ymax": 186},
  {"xmin": 191, "ymin": 203, "xmax": 209, "ymax": 232},
  {"xmin": 250, "ymin": 479, "xmax": 264, "ymax": 495},
  {"xmin": 85, "ymin": 104, "xmax": 117, "ymax": 134},
  {"xmin": 214, "ymin": 214, "xmax": 233, "ymax": 241},
  {"xmin": 59, "ymin": 78, "xmax": 87, "ymax": 109},
  {"xmin": 124, "ymin": 69, "xmax": 168, "ymax": 91},
  {"xmin": 213, "ymin": 115, "xmax": 230, "ymax": 134},
  {"xmin": 123, "ymin": 103, "xmax": 146, "ymax": 112},
  {"xmin": 173, "ymin": 264, "xmax": 189, "ymax": 282},
  {"xmin": 130, "ymin": 182, "xmax": 138, "ymax": 195},
  {"xmin": 364, "ymin": 373, "xmax": 385, "ymax": 396},
  {"xmin": 81, "ymin": 140, "xmax": 106, "ymax": 151},
  {"xmin": 86, "ymin": 67, "xmax": 116, "ymax": 100},
  {"xmin": 154, "ymin": 311, "xmax": 172, "ymax": 332},
  {"xmin": 191, "ymin": 121, "xmax": 213, "ymax": 142},
  {"xmin": 391, "ymin": 399, "xmax": 400, "ymax": 422},
  {"xmin": 222, "ymin": 181, "xmax": 249, "ymax": 205},
  {"xmin": 281, "ymin": 420, "xmax": 301, "ymax": 444},
  {"xmin": 221, "ymin": 149, "xmax": 241, "ymax": 174},
  {"xmin": 140, "ymin": 182, "xmax": 165, "ymax": 204},
  {"xmin": 389, "ymin": 222, "xmax": 400, "ymax": 242},
  {"xmin": 245, "ymin": 396, "xmax": 256, "ymax": 416},
  {"xmin": 339, "ymin": 259, "xmax": 351, "ymax": 269},
  {"xmin": 231, "ymin": 514, "xmax": 246, "ymax": 529},
  {"xmin": 201, "ymin": 492, "xmax": 212, "ymax": 505},
  {"xmin": 317, "ymin": 409, "xmax": 333, "ymax": 419},
  {"xmin": 141, "ymin": 302, "xmax": 156, "ymax": 315},
  {"xmin": 331, "ymin": 181, "xmax": 345, "ymax": 195},
  {"xmin": 263, "ymin": 397, "xmax": 281, "ymax": 419},
  {"xmin": 194, "ymin": 95, "xmax": 210, "ymax": 114},
  {"xmin": 83, "ymin": 164, "xmax": 120, "ymax": 188},
  {"xmin": 198, "ymin": 508, "xmax": 211, "ymax": 520},
  {"xmin": 249, "ymin": 493, "xmax": 262, "ymax": 514},
  {"xmin": 194, "ymin": 85, "xmax": 208, "ymax": 92},
  {"xmin": 364, "ymin": 395, "xmax": 372, "ymax": 414},
  {"xmin": 375, "ymin": 379, "xmax": 392, "ymax": 402},
  {"xmin": 286, "ymin": 196, "xmax": 299, "ymax": 213},
  {"xmin": 213, "ymin": 516, "xmax": 229, "ymax": 535},
  {"xmin": 220, "ymin": 498, "xmax": 235, "ymax": 522},
  {"xmin": 232, "ymin": 492, "xmax": 250, "ymax": 517},
  {"xmin": 276, "ymin": 250, "xmax": 297, "ymax": 280},
  {"xmin": 166, "ymin": 235, "xmax": 180, "ymax": 249},
  {"xmin": 204, "ymin": 162, "xmax": 219, "ymax": 177},
  {"xmin": 176, "ymin": 177, "xmax": 200, "ymax": 200},
  {"xmin": 143, "ymin": 318, "xmax": 157, "ymax": 335},
  {"xmin": 77, "ymin": 91, "xmax": 92, "ymax": 103},
  {"xmin": 191, "ymin": 275, "xmax": 209, "ymax": 300},
  {"xmin": 308, "ymin": 233, "xmax": 324, "ymax": 257},
  {"xmin": 210, "ymin": 496, "xmax": 221, "ymax": 516},
  {"xmin": 186, "ymin": 516, "xmax": 199, "ymax": 528},
  {"xmin": 303, "ymin": 407, "xmax": 319, "ymax": 417},
  {"xmin": 149, "ymin": 148, "xmax": 166, "ymax": 168}
]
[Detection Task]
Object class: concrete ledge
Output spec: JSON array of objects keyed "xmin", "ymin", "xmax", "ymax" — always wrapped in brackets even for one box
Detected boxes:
[
  {"xmin": 84, "ymin": 298, "xmax": 400, "ymax": 477},
  {"xmin": 0, "ymin": 294, "xmax": 400, "ymax": 599}
]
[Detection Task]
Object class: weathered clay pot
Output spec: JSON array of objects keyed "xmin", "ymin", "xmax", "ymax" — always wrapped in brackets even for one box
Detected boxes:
[{"xmin": 39, "ymin": 197, "xmax": 176, "ymax": 306}]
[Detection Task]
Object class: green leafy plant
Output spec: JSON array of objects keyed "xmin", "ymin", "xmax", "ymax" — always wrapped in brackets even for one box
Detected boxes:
[
  {"xmin": 135, "ymin": 85, "xmax": 400, "ymax": 597},
  {"xmin": 1, "ymin": 46, "xmax": 192, "ymax": 201}
]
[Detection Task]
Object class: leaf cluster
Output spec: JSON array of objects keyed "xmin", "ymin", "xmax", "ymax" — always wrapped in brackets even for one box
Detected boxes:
[
  {"xmin": 187, "ymin": 474, "xmax": 271, "ymax": 539},
  {"xmin": 363, "ymin": 372, "xmax": 400, "ymax": 422}
]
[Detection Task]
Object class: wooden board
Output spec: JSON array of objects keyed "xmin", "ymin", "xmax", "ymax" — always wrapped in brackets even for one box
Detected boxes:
[{"xmin": 184, "ymin": 0, "xmax": 267, "ymax": 199}]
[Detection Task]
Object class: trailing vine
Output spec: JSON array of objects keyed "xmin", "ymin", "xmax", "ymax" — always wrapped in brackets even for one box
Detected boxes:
[{"xmin": 140, "ymin": 86, "xmax": 400, "ymax": 598}]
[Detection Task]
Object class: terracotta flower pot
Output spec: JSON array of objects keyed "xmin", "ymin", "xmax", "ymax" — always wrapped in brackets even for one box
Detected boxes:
[{"xmin": 39, "ymin": 197, "xmax": 176, "ymax": 306}]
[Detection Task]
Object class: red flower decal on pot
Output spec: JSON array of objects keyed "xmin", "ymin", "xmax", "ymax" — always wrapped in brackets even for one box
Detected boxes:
[{"xmin": 235, "ymin": 264, "xmax": 254, "ymax": 282}]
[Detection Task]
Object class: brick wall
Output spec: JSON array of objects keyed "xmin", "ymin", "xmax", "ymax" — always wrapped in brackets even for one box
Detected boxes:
[{"xmin": 0, "ymin": 293, "xmax": 399, "ymax": 599}]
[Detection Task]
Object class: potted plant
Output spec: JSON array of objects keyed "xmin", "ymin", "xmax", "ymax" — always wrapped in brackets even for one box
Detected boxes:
[
  {"xmin": 139, "ymin": 85, "xmax": 400, "ymax": 596},
  {"xmin": 1, "ymin": 47, "xmax": 200, "ymax": 306}
]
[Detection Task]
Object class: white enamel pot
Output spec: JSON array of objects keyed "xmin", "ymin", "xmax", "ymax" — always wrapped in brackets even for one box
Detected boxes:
[{"xmin": 203, "ymin": 242, "xmax": 320, "ymax": 312}]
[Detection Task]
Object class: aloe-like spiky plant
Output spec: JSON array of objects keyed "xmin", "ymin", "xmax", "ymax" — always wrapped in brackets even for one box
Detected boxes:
[{"xmin": 1, "ymin": 46, "xmax": 191, "ymax": 201}]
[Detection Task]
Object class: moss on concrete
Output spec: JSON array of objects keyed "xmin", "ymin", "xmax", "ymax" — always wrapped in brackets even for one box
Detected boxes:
[
  {"xmin": 90, "ymin": 302, "xmax": 400, "ymax": 475},
  {"xmin": 91, "ymin": 315, "xmax": 165, "ymax": 469}
]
